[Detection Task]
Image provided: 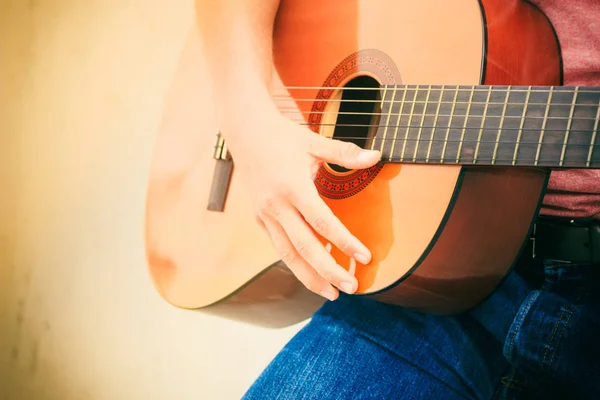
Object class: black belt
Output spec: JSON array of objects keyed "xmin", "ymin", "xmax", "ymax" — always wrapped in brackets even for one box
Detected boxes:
[{"xmin": 531, "ymin": 216, "xmax": 600, "ymax": 264}]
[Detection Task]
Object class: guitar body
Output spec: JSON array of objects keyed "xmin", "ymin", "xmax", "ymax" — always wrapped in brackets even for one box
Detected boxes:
[{"xmin": 145, "ymin": 0, "xmax": 561, "ymax": 327}]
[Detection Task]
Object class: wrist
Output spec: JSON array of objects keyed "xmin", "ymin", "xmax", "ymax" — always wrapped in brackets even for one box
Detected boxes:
[{"xmin": 217, "ymin": 88, "xmax": 281, "ymax": 139}]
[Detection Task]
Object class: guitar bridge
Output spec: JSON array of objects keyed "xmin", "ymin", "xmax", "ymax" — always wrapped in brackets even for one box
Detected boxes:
[
  {"xmin": 213, "ymin": 131, "xmax": 231, "ymax": 161},
  {"xmin": 207, "ymin": 132, "xmax": 233, "ymax": 212}
]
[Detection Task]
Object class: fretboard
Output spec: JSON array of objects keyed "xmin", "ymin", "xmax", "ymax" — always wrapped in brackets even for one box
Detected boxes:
[{"xmin": 371, "ymin": 85, "xmax": 600, "ymax": 168}]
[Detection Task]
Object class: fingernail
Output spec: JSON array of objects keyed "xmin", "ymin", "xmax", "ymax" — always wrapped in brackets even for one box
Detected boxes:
[
  {"xmin": 320, "ymin": 290, "xmax": 337, "ymax": 301},
  {"xmin": 357, "ymin": 150, "xmax": 380, "ymax": 162},
  {"xmin": 354, "ymin": 253, "xmax": 370, "ymax": 265},
  {"xmin": 340, "ymin": 281, "xmax": 354, "ymax": 294}
]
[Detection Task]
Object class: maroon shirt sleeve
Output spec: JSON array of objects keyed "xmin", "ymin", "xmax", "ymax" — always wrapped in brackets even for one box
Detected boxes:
[{"xmin": 530, "ymin": 0, "xmax": 600, "ymax": 219}]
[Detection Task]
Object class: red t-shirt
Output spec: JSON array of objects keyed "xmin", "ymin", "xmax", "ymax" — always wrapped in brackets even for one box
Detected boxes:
[{"xmin": 529, "ymin": 0, "xmax": 600, "ymax": 219}]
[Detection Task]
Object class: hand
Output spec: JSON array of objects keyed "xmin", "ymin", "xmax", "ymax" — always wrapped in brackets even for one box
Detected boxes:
[{"xmin": 224, "ymin": 112, "xmax": 381, "ymax": 301}]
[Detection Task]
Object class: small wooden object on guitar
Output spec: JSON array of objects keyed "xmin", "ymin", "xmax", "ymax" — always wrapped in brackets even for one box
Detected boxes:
[{"xmin": 144, "ymin": 0, "xmax": 600, "ymax": 328}]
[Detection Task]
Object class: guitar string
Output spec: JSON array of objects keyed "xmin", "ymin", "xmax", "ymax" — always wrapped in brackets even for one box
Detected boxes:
[
  {"xmin": 280, "ymin": 112, "xmax": 600, "ymax": 122},
  {"xmin": 277, "ymin": 109, "xmax": 600, "ymax": 118},
  {"xmin": 213, "ymin": 140, "xmax": 600, "ymax": 150},
  {"xmin": 213, "ymin": 138, "xmax": 598, "ymax": 147},
  {"xmin": 294, "ymin": 123, "xmax": 600, "ymax": 134},
  {"xmin": 213, "ymin": 138, "xmax": 600, "ymax": 165},
  {"xmin": 272, "ymin": 97, "xmax": 600, "ymax": 107},
  {"xmin": 278, "ymin": 85, "xmax": 600, "ymax": 93},
  {"xmin": 278, "ymin": 136, "xmax": 600, "ymax": 147},
  {"xmin": 282, "ymin": 120, "xmax": 600, "ymax": 138},
  {"xmin": 212, "ymin": 143, "xmax": 597, "ymax": 164},
  {"xmin": 221, "ymin": 121, "xmax": 600, "ymax": 156},
  {"xmin": 320, "ymin": 159, "xmax": 595, "ymax": 164},
  {"xmin": 325, "ymin": 158, "xmax": 594, "ymax": 164}
]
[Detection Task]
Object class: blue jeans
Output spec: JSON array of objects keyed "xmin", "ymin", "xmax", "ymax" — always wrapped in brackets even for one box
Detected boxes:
[{"xmin": 243, "ymin": 256, "xmax": 600, "ymax": 399}]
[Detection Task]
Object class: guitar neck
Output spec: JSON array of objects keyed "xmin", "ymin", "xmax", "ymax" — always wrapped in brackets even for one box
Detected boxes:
[{"xmin": 371, "ymin": 85, "xmax": 600, "ymax": 168}]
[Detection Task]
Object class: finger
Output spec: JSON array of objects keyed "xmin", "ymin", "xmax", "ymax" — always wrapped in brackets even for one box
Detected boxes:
[
  {"xmin": 276, "ymin": 206, "xmax": 359, "ymax": 294},
  {"xmin": 292, "ymin": 182, "xmax": 372, "ymax": 265},
  {"xmin": 348, "ymin": 257, "xmax": 357, "ymax": 276},
  {"xmin": 307, "ymin": 134, "xmax": 381, "ymax": 169},
  {"xmin": 326, "ymin": 242, "xmax": 357, "ymax": 277},
  {"xmin": 262, "ymin": 216, "xmax": 340, "ymax": 301},
  {"xmin": 255, "ymin": 214, "xmax": 268, "ymax": 232}
]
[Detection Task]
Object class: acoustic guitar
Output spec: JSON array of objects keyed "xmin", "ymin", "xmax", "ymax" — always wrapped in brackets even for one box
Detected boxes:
[{"xmin": 144, "ymin": 0, "xmax": 600, "ymax": 328}]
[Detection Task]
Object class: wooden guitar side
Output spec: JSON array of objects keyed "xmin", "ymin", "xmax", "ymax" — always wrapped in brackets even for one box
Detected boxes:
[{"xmin": 144, "ymin": 0, "xmax": 561, "ymax": 327}]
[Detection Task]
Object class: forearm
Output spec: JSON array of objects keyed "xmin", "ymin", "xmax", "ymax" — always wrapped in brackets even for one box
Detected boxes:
[{"xmin": 195, "ymin": 0, "xmax": 281, "ymax": 136}]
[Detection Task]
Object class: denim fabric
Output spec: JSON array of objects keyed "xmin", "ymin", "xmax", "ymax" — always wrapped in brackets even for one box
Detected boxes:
[{"xmin": 243, "ymin": 257, "xmax": 600, "ymax": 399}]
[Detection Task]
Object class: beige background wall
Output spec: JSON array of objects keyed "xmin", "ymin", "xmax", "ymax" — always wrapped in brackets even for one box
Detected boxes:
[{"xmin": 1, "ymin": 1, "xmax": 303, "ymax": 399}]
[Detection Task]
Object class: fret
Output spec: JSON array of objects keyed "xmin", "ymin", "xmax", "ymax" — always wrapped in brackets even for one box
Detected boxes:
[
  {"xmin": 426, "ymin": 85, "xmax": 444, "ymax": 162},
  {"xmin": 559, "ymin": 87, "xmax": 578, "ymax": 166},
  {"xmin": 561, "ymin": 87, "xmax": 599, "ymax": 167},
  {"xmin": 370, "ymin": 85, "xmax": 388, "ymax": 150},
  {"xmin": 492, "ymin": 87, "xmax": 511, "ymax": 164},
  {"xmin": 400, "ymin": 86, "xmax": 419, "ymax": 162},
  {"xmin": 457, "ymin": 85, "xmax": 488, "ymax": 164},
  {"xmin": 420, "ymin": 87, "xmax": 442, "ymax": 163},
  {"xmin": 402, "ymin": 86, "xmax": 429, "ymax": 162},
  {"xmin": 456, "ymin": 86, "xmax": 476, "ymax": 163},
  {"xmin": 540, "ymin": 88, "xmax": 572, "ymax": 166},
  {"xmin": 588, "ymin": 98, "xmax": 600, "ymax": 167},
  {"xmin": 534, "ymin": 87, "xmax": 553, "ymax": 165},
  {"xmin": 537, "ymin": 90, "xmax": 567, "ymax": 167},
  {"xmin": 497, "ymin": 86, "xmax": 529, "ymax": 165},
  {"xmin": 425, "ymin": 86, "xmax": 454, "ymax": 164},
  {"xmin": 388, "ymin": 85, "xmax": 407, "ymax": 161},
  {"xmin": 443, "ymin": 87, "xmax": 470, "ymax": 163},
  {"xmin": 473, "ymin": 86, "xmax": 505, "ymax": 164},
  {"xmin": 381, "ymin": 85, "xmax": 397, "ymax": 157},
  {"xmin": 516, "ymin": 87, "xmax": 547, "ymax": 166},
  {"xmin": 473, "ymin": 86, "xmax": 492, "ymax": 163},
  {"xmin": 512, "ymin": 86, "xmax": 532, "ymax": 165},
  {"xmin": 441, "ymin": 87, "xmax": 460, "ymax": 162},
  {"xmin": 413, "ymin": 85, "xmax": 432, "ymax": 161}
]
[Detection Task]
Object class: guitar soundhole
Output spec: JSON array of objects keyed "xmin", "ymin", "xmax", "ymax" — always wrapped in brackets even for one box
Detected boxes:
[
  {"xmin": 309, "ymin": 48, "xmax": 400, "ymax": 199},
  {"xmin": 329, "ymin": 75, "xmax": 382, "ymax": 173}
]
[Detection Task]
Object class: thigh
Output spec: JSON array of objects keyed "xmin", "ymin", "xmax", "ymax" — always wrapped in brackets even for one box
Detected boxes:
[
  {"xmin": 243, "ymin": 294, "xmax": 510, "ymax": 400},
  {"xmin": 493, "ymin": 262, "xmax": 600, "ymax": 399}
]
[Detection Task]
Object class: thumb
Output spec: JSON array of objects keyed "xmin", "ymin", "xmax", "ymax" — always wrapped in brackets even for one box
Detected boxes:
[{"xmin": 307, "ymin": 135, "xmax": 381, "ymax": 169}]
